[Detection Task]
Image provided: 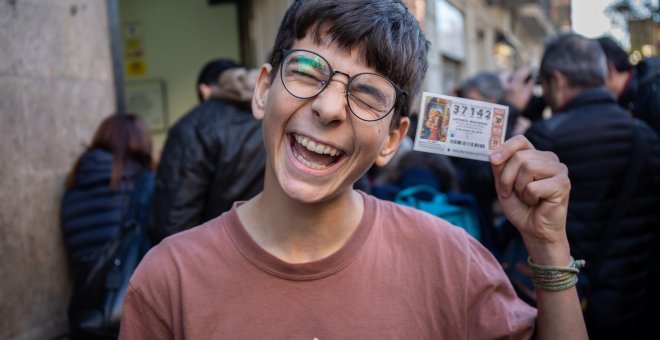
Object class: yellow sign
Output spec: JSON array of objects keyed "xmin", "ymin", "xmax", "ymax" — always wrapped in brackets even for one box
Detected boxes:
[
  {"xmin": 126, "ymin": 60, "xmax": 146, "ymax": 77},
  {"xmin": 123, "ymin": 22, "xmax": 147, "ymax": 77}
]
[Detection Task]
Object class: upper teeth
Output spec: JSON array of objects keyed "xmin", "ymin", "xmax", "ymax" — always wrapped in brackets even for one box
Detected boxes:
[{"xmin": 294, "ymin": 134, "xmax": 340, "ymax": 157}]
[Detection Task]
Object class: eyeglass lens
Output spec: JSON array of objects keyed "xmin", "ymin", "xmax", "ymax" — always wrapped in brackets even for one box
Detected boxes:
[{"xmin": 281, "ymin": 49, "xmax": 398, "ymax": 121}]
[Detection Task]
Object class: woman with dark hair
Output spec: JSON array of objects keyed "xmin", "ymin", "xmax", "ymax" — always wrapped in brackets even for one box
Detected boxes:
[{"xmin": 61, "ymin": 113, "xmax": 155, "ymax": 338}]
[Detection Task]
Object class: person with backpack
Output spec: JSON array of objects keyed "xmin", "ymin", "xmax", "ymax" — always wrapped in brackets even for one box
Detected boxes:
[
  {"xmin": 597, "ymin": 36, "xmax": 660, "ymax": 136},
  {"xmin": 61, "ymin": 113, "xmax": 155, "ymax": 339}
]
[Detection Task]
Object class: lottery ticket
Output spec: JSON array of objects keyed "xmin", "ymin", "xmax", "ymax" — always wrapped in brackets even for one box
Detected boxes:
[{"xmin": 413, "ymin": 92, "xmax": 509, "ymax": 162}]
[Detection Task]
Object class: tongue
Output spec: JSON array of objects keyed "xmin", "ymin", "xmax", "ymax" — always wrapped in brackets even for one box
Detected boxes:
[{"xmin": 293, "ymin": 142, "xmax": 336, "ymax": 166}]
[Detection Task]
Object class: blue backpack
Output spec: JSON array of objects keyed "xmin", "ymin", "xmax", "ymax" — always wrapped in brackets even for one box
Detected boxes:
[{"xmin": 394, "ymin": 185, "xmax": 481, "ymax": 240}]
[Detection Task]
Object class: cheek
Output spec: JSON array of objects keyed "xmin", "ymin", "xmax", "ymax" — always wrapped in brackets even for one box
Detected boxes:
[{"xmin": 357, "ymin": 124, "xmax": 388, "ymax": 153}]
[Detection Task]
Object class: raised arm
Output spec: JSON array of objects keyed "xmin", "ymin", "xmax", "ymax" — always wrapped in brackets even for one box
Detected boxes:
[{"xmin": 489, "ymin": 135, "xmax": 587, "ymax": 340}]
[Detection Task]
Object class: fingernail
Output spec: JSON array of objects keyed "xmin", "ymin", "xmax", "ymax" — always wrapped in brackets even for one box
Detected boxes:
[{"xmin": 490, "ymin": 152, "xmax": 502, "ymax": 163}]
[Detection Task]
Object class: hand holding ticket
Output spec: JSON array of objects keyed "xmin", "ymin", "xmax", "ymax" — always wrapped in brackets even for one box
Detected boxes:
[{"xmin": 413, "ymin": 92, "xmax": 509, "ymax": 161}]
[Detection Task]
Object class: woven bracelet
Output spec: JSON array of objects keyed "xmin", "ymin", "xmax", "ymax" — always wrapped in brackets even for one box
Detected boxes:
[{"xmin": 527, "ymin": 256, "xmax": 586, "ymax": 291}]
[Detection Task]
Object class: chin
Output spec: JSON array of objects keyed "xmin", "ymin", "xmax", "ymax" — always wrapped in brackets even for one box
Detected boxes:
[
  {"xmin": 282, "ymin": 181, "xmax": 329, "ymax": 203},
  {"xmin": 278, "ymin": 177, "xmax": 349, "ymax": 205}
]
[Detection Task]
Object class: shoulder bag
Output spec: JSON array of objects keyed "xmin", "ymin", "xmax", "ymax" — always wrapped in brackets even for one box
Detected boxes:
[{"xmin": 69, "ymin": 173, "xmax": 152, "ymax": 338}]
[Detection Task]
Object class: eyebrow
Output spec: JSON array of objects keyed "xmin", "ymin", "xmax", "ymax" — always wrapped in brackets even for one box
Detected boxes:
[
  {"xmin": 291, "ymin": 55, "xmax": 330, "ymax": 73},
  {"xmin": 351, "ymin": 82, "xmax": 386, "ymax": 102}
]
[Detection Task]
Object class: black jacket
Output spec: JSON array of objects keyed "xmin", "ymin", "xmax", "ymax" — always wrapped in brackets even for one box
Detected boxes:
[
  {"xmin": 150, "ymin": 99, "xmax": 266, "ymax": 242},
  {"xmin": 61, "ymin": 149, "xmax": 154, "ymax": 271},
  {"xmin": 619, "ymin": 57, "xmax": 660, "ymax": 135},
  {"xmin": 525, "ymin": 87, "xmax": 660, "ymax": 338}
]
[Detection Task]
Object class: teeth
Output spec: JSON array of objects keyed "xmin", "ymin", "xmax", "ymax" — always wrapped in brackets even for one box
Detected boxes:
[
  {"xmin": 306, "ymin": 140, "xmax": 318, "ymax": 152},
  {"xmin": 294, "ymin": 152, "xmax": 328, "ymax": 170},
  {"xmin": 293, "ymin": 134, "xmax": 340, "ymax": 157}
]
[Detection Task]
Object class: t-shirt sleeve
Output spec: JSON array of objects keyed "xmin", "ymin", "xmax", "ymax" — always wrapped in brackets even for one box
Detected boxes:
[
  {"xmin": 464, "ymin": 236, "xmax": 536, "ymax": 339},
  {"xmin": 119, "ymin": 244, "xmax": 176, "ymax": 339},
  {"xmin": 119, "ymin": 282, "xmax": 173, "ymax": 339}
]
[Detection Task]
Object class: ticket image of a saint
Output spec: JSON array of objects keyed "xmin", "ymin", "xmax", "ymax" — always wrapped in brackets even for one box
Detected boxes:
[{"xmin": 421, "ymin": 97, "xmax": 450, "ymax": 142}]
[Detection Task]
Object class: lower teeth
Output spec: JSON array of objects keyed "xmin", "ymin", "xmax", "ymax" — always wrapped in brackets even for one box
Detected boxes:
[{"xmin": 293, "ymin": 149, "xmax": 329, "ymax": 170}]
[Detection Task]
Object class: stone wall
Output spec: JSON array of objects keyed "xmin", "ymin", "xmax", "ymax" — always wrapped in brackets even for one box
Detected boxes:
[{"xmin": 0, "ymin": 0, "xmax": 115, "ymax": 338}]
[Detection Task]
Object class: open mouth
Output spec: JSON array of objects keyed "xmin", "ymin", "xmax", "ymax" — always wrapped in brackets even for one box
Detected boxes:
[{"xmin": 291, "ymin": 133, "xmax": 343, "ymax": 170}]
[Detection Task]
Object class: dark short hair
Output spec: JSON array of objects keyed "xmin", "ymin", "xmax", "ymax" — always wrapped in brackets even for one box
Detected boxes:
[
  {"xmin": 268, "ymin": 0, "xmax": 429, "ymax": 128},
  {"xmin": 596, "ymin": 36, "xmax": 633, "ymax": 72},
  {"xmin": 196, "ymin": 58, "xmax": 241, "ymax": 102},
  {"xmin": 540, "ymin": 33, "xmax": 607, "ymax": 88},
  {"xmin": 462, "ymin": 71, "xmax": 505, "ymax": 101}
]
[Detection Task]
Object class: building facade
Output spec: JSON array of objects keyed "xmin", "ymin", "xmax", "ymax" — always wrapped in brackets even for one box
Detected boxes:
[{"xmin": 0, "ymin": 1, "xmax": 116, "ymax": 338}]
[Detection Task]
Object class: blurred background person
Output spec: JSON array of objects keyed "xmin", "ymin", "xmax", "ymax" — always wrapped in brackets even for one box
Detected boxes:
[
  {"xmin": 500, "ymin": 68, "xmax": 549, "ymax": 129},
  {"xmin": 453, "ymin": 71, "xmax": 526, "ymax": 253},
  {"xmin": 149, "ymin": 58, "xmax": 266, "ymax": 243},
  {"xmin": 597, "ymin": 35, "xmax": 660, "ymax": 136},
  {"xmin": 60, "ymin": 113, "xmax": 155, "ymax": 339},
  {"xmin": 525, "ymin": 32, "xmax": 660, "ymax": 339}
]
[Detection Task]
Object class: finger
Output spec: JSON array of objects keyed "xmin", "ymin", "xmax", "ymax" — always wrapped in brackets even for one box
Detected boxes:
[
  {"xmin": 490, "ymin": 136, "xmax": 535, "ymax": 197},
  {"xmin": 500, "ymin": 71, "xmax": 513, "ymax": 87},
  {"xmin": 513, "ymin": 154, "xmax": 562, "ymax": 196},
  {"xmin": 490, "ymin": 135, "xmax": 535, "ymax": 166},
  {"xmin": 491, "ymin": 136, "xmax": 561, "ymax": 198},
  {"xmin": 512, "ymin": 67, "xmax": 532, "ymax": 84},
  {"xmin": 497, "ymin": 149, "xmax": 544, "ymax": 199},
  {"xmin": 516, "ymin": 162, "xmax": 570, "ymax": 206}
]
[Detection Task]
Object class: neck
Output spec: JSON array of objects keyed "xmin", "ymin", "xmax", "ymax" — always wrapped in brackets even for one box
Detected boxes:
[
  {"xmin": 237, "ymin": 180, "xmax": 363, "ymax": 264},
  {"xmin": 614, "ymin": 70, "xmax": 633, "ymax": 97},
  {"xmin": 552, "ymin": 85, "xmax": 583, "ymax": 112}
]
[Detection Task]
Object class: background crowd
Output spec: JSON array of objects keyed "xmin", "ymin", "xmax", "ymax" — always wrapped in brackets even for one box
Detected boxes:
[{"xmin": 59, "ymin": 26, "xmax": 659, "ymax": 339}]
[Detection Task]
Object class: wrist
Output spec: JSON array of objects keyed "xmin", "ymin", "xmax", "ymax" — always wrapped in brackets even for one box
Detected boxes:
[
  {"xmin": 528, "ymin": 256, "xmax": 585, "ymax": 291},
  {"xmin": 522, "ymin": 237, "xmax": 571, "ymax": 266}
]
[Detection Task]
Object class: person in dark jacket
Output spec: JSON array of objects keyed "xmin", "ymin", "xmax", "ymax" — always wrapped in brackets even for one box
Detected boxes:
[
  {"xmin": 149, "ymin": 59, "xmax": 266, "ymax": 243},
  {"xmin": 525, "ymin": 33, "xmax": 660, "ymax": 339},
  {"xmin": 61, "ymin": 113, "xmax": 155, "ymax": 339},
  {"xmin": 597, "ymin": 36, "xmax": 660, "ymax": 136}
]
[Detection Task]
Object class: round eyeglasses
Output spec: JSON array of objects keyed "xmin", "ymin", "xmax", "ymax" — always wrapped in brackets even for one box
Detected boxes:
[{"xmin": 279, "ymin": 49, "xmax": 406, "ymax": 122}]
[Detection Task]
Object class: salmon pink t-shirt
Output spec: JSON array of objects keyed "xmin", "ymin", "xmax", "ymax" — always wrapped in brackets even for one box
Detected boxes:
[{"xmin": 120, "ymin": 192, "xmax": 535, "ymax": 339}]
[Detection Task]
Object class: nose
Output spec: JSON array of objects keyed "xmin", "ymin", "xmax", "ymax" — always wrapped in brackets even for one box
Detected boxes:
[{"xmin": 310, "ymin": 72, "xmax": 350, "ymax": 125}]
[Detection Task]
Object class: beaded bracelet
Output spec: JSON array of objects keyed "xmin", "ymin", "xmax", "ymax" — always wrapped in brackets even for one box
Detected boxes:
[{"xmin": 527, "ymin": 256, "xmax": 586, "ymax": 291}]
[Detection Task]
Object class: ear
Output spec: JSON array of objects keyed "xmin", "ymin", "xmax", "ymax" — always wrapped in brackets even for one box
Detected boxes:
[
  {"xmin": 548, "ymin": 70, "xmax": 567, "ymax": 99},
  {"xmin": 551, "ymin": 70, "xmax": 567, "ymax": 89},
  {"xmin": 374, "ymin": 117, "xmax": 410, "ymax": 167},
  {"xmin": 606, "ymin": 61, "xmax": 619, "ymax": 77},
  {"xmin": 251, "ymin": 64, "xmax": 273, "ymax": 121},
  {"xmin": 198, "ymin": 83, "xmax": 212, "ymax": 102},
  {"xmin": 549, "ymin": 70, "xmax": 573, "ymax": 109}
]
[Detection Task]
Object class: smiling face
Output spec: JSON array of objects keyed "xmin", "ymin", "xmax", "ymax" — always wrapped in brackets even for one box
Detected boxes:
[{"xmin": 252, "ymin": 35, "xmax": 409, "ymax": 204}]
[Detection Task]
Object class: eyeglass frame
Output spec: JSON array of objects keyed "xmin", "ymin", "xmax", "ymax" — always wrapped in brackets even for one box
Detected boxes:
[{"xmin": 278, "ymin": 48, "xmax": 407, "ymax": 122}]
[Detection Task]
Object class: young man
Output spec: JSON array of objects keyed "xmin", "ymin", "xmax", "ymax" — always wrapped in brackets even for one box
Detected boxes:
[{"xmin": 120, "ymin": 1, "xmax": 587, "ymax": 338}]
